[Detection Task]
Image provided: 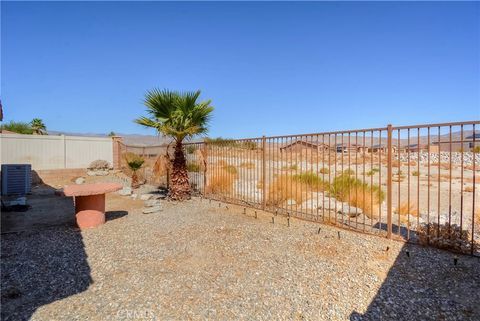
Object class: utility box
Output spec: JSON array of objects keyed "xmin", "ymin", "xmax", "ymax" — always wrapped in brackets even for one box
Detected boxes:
[{"xmin": 1, "ymin": 164, "xmax": 32, "ymax": 196}]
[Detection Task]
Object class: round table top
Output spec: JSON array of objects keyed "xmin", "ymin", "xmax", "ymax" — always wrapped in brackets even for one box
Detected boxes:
[{"xmin": 63, "ymin": 183, "xmax": 123, "ymax": 197}]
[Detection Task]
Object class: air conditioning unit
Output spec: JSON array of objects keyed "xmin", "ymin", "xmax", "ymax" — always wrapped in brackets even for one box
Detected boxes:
[{"xmin": 1, "ymin": 164, "xmax": 32, "ymax": 196}]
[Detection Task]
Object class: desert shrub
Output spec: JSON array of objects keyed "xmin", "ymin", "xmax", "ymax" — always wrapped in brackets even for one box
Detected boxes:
[
  {"xmin": 366, "ymin": 168, "xmax": 379, "ymax": 176},
  {"xmin": 266, "ymin": 175, "xmax": 306, "ymax": 206},
  {"xmin": 342, "ymin": 168, "xmax": 355, "ymax": 176},
  {"xmin": 223, "ymin": 164, "xmax": 238, "ymax": 175},
  {"xmin": 1, "ymin": 121, "xmax": 33, "ymax": 134},
  {"xmin": 412, "ymin": 171, "xmax": 419, "ymax": 176},
  {"xmin": 395, "ymin": 202, "xmax": 419, "ymax": 224},
  {"xmin": 125, "ymin": 154, "xmax": 145, "ymax": 188},
  {"xmin": 473, "ymin": 146, "xmax": 480, "ymax": 153},
  {"xmin": 391, "ymin": 160, "xmax": 400, "ymax": 167},
  {"xmin": 241, "ymin": 141, "xmax": 257, "ymax": 150},
  {"xmin": 185, "ymin": 145, "xmax": 196, "ymax": 154},
  {"xmin": 464, "ymin": 186, "xmax": 474, "ymax": 193},
  {"xmin": 292, "ymin": 172, "xmax": 328, "ymax": 191},
  {"xmin": 205, "ymin": 169, "xmax": 235, "ymax": 195},
  {"xmin": 88, "ymin": 159, "xmax": 111, "ymax": 170},
  {"xmin": 330, "ymin": 173, "xmax": 384, "ymax": 217},
  {"xmin": 240, "ymin": 162, "xmax": 255, "ymax": 169},
  {"xmin": 186, "ymin": 162, "xmax": 200, "ymax": 172},
  {"xmin": 319, "ymin": 167, "xmax": 330, "ymax": 174},
  {"xmin": 205, "ymin": 137, "xmax": 257, "ymax": 150},
  {"xmin": 282, "ymin": 164, "xmax": 298, "ymax": 171},
  {"xmin": 417, "ymin": 223, "xmax": 478, "ymax": 254},
  {"xmin": 432, "ymin": 162, "xmax": 451, "ymax": 170}
]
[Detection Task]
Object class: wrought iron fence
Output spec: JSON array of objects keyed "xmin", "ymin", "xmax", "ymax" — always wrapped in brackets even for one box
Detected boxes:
[{"xmin": 121, "ymin": 121, "xmax": 479, "ymax": 255}]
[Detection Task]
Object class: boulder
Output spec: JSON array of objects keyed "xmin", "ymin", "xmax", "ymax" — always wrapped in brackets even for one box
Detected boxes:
[{"xmin": 337, "ymin": 203, "xmax": 363, "ymax": 217}]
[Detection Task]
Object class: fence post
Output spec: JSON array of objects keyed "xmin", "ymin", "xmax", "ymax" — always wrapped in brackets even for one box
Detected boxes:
[
  {"xmin": 386, "ymin": 124, "xmax": 393, "ymax": 239},
  {"xmin": 262, "ymin": 136, "xmax": 266, "ymax": 210}
]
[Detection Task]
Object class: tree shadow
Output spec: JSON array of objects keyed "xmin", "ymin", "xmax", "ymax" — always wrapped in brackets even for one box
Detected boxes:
[{"xmin": 350, "ymin": 243, "xmax": 480, "ymax": 320}]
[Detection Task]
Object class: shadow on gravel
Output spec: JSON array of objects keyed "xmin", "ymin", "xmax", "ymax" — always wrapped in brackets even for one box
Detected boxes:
[
  {"xmin": 350, "ymin": 243, "xmax": 480, "ymax": 321},
  {"xmin": 106, "ymin": 210, "xmax": 128, "ymax": 222},
  {"xmin": 1, "ymin": 181, "xmax": 92, "ymax": 320},
  {"xmin": 1, "ymin": 226, "xmax": 92, "ymax": 321}
]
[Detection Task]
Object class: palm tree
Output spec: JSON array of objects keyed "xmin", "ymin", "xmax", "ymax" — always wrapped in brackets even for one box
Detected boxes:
[
  {"xmin": 135, "ymin": 89, "xmax": 213, "ymax": 200},
  {"xmin": 30, "ymin": 118, "xmax": 47, "ymax": 135}
]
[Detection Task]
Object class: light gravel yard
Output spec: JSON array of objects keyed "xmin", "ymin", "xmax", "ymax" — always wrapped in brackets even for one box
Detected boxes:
[{"xmin": 2, "ymin": 195, "xmax": 479, "ymax": 321}]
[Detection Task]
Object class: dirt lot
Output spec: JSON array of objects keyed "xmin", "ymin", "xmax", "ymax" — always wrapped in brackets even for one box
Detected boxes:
[{"xmin": 1, "ymin": 194, "xmax": 479, "ymax": 321}]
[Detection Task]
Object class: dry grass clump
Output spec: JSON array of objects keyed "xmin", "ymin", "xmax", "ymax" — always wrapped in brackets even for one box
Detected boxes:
[
  {"xmin": 266, "ymin": 172, "xmax": 328, "ymax": 207},
  {"xmin": 330, "ymin": 173, "xmax": 384, "ymax": 218},
  {"xmin": 319, "ymin": 167, "xmax": 330, "ymax": 174},
  {"xmin": 391, "ymin": 160, "xmax": 401, "ymax": 167},
  {"xmin": 205, "ymin": 161, "xmax": 238, "ymax": 195},
  {"xmin": 464, "ymin": 164, "xmax": 479, "ymax": 171},
  {"xmin": 464, "ymin": 186, "xmax": 474, "ymax": 193},
  {"xmin": 432, "ymin": 162, "xmax": 451, "ymax": 170},
  {"xmin": 239, "ymin": 162, "xmax": 255, "ymax": 169},
  {"xmin": 395, "ymin": 202, "xmax": 419, "ymax": 224},
  {"xmin": 402, "ymin": 160, "xmax": 417, "ymax": 166},
  {"xmin": 392, "ymin": 170, "xmax": 406, "ymax": 182},
  {"xmin": 365, "ymin": 168, "xmax": 380, "ymax": 176},
  {"xmin": 474, "ymin": 208, "xmax": 480, "ymax": 235},
  {"xmin": 206, "ymin": 169, "xmax": 236, "ymax": 195}
]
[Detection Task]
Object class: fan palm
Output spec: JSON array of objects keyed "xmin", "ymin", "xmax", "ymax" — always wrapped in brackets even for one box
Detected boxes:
[
  {"xmin": 135, "ymin": 89, "xmax": 213, "ymax": 200},
  {"xmin": 30, "ymin": 118, "xmax": 47, "ymax": 135}
]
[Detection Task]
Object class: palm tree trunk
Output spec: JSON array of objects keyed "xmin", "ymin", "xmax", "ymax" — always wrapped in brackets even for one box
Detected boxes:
[{"xmin": 169, "ymin": 140, "xmax": 191, "ymax": 200}]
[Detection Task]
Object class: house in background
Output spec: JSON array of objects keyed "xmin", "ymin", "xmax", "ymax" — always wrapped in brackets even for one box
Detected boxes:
[
  {"xmin": 368, "ymin": 144, "xmax": 397, "ymax": 154},
  {"xmin": 466, "ymin": 133, "xmax": 480, "ymax": 150},
  {"xmin": 280, "ymin": 140, "xmax": 330, "ymax": 153}
]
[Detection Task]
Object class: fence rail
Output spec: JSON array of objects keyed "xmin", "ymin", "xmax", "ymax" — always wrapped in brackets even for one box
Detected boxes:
[{"xmin": 120, "ymin": 121, "xmax": 480, "ymax": 256}]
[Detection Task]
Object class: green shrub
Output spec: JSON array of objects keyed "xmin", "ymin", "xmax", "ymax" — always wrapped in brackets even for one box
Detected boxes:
[
  {"xmin": 342, "ymin": 168, "xmax": 355, "ymax": 176},
  {"xmin": 366, "ymin": 168, "xmax": 380, "ymax": 176},
  {"xmin": 473, "ymin": 146, "xmax": 480, "ymax": 153},
  {"xmin": 412, "ymin": 171, "xmax": 419, "ymax": 176},
  {"xmin": 292, "ymin": 172, "xmax": 329, "ymax": 191},
  {"xmin": 223, "ymin": 164, "xmax": 238, "ymax": 175},
  {"xmin": 186, "ymin": 162, "xmax": 201, "ymax": 172},
  {"xmin": 185, "ymin": 145, "xmax": 196, "ymax": 154},
  {"xmin": 330, "ymin": 173, "xmax": 385, "ymax": 203},
  {"xmin": 1, "ymin": 121, "xmax": 33, "ymax": 134}
]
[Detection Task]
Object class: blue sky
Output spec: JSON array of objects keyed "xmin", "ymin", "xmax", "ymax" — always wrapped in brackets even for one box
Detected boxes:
[{"xmin": 1, "ymin": 1, "xmax": 479, "ymax": 138}]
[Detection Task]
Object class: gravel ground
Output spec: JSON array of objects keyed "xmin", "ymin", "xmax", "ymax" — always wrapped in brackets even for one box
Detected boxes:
[{"xmin": 2, "ymin": 196, "xmax": 480, "ymax": 321}]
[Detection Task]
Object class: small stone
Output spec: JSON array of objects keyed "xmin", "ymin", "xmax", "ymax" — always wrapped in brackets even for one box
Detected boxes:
[
  {"xmin": 118, "ymin": 187, "xmax": 132, "ymax": 196},
  {"xmin": 145, "ymin": 199, "xmax": 161, "ymax": 207},
  {"xmin": 74, "ymin": 177, "xmax": 86, "ymax": 185},
  {"xmin": 142, "ymin": 206, "xmax": 162, "ymax": 214},
  {"xmin": 140, "ymin": 194, "xmax": 153, "ymax": 201},
  {"xmin": 131, "ymin": 194, "xmax": 137, "ymax": 200}
]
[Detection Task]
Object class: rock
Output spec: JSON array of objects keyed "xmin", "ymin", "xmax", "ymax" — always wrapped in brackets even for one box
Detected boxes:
[
  {"xmin": 131, "ymin": 194, "xmax": 138, "ymax": 200},
  {"xmin": 142, "ymin": 206, "xmax": 162, "ymax": 214},
  {"xmin": 86, "ymin": 169, "xmax": 109, "ymax": 176},
  {"xmin": 318, "ymin": 197, "xmax": 340, "ymax": 211},
  {"xmin": 337, "ymin": 203, "xmax": 363, "ymax": 217},
  {"xmin": 88, "ymin": 159, "xmax": 111, "ymax": 170},
  {"xmin": 145, "ymin": 199, "xmax": 161, "ymax": 207},
  {"xmin": 75, "ymin": 177, "xmax": 86, "ymax": 185},
  {"xmin": 118, "ymin": 187, "xmax": 132, "ymax": 196},
  {"xmin": 140, "ymin": 194, "xmax": 153, "ymax": 201}
]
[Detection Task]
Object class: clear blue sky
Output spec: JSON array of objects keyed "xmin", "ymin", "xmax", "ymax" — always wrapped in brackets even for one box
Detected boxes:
[{"xmin": 1, "ymin": 1, "xmax": 479, "ymax": 138}]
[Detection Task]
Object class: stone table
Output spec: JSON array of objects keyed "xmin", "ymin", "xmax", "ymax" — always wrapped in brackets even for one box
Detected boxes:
[{"xmin": 63, "ymin": 183, "xmax": 123, "ymax": 229}]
